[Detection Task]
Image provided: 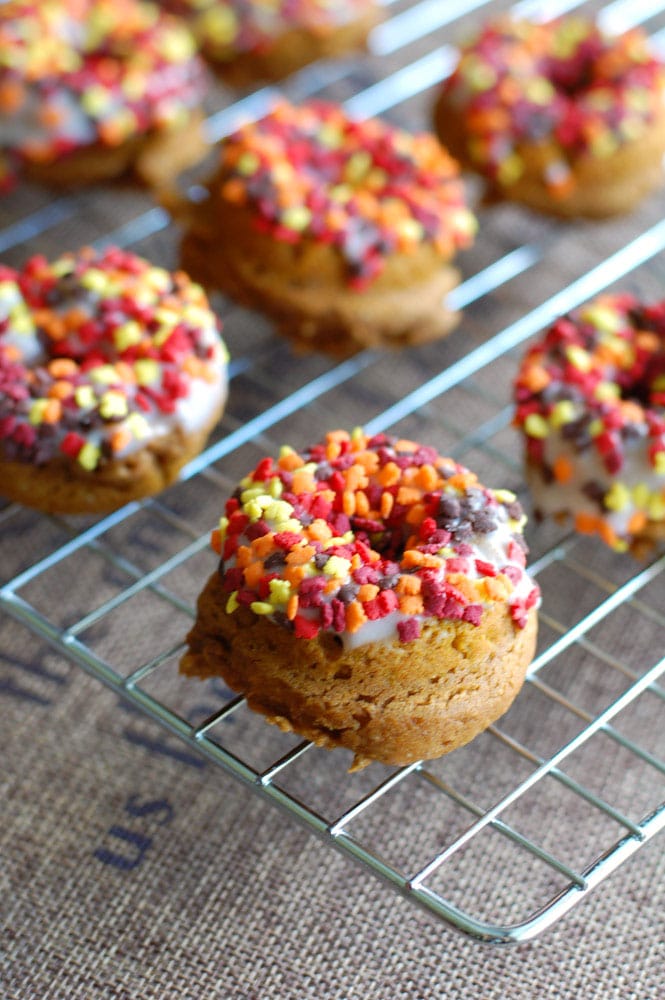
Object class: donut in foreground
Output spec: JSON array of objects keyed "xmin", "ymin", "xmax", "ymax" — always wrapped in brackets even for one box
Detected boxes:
[
  {"xmin": 181, "ymin": 430, "xmax": 540, "ymax": 770},
  {"xmin": 162, "ymin": 0, "xmax": 381, "ymax": 86},
  {"xmin": 434, "ymin": 16, "xmax": 665, "ymax": 217},
  {"xmin": 0, "ymin": 247, "xmax": 229, "ymax": 514},
  {"xmin": 0, "ymin": 0, "xmax": 209, "ymax": 192},
  {"xmin": 514, "ymin": 294, "xmax": 665, "ymax": 556},
  {"xmin": 178, "ymin": 100, "xmax": 477, "ymax": 356}
]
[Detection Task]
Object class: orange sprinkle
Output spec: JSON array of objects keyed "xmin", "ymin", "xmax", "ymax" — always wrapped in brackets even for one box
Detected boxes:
[
  {"xmin": 306, "ymin": 518, "xmax": 332, "ymax": 542},
  {"xmin": 325, "ymin": 440, "xmax": 342, "ymax": 461},
  {"xmin": 356, "ymin": 450, "xmax": 379, "ymax": 474},
  {"xmin": 598, "ymin": 520, "xmax": 621, "ymax": 549},
  {"xmin": 405, "ymin": 502, "xmax": 426, "ymax": 526},
  {"xmin": 399, "ymin": 595, "xmax": 424, "ymax": 615},
  {"xmin": 243, "ymin": 561, "xmax": 265, "ymax": 588},
  {"xmin": 380, "ymin": 492, "xmax": 394, "ymax": 519},
  {"xmin": 447, "ymin": 472, "xmax": 476, "ymax": 491},
  {"xmin": 396, "ymin": 574, "xmax": 421, "ymax": 595},
  {"xmin": 47, "ymin": 357, "xmax": 78, "ymax": 379},
  {"xmin": 286, "ymin": 595, "xmax": 299, "ymax": 620},
  {"xmin": 395, "ymin": 438, "xmax": 418, "ymax": 452},
  {"xmin": 278, "ymin": 451, "xmax": 305, "ymax": 472},
  {"xmin": 284, "ymin": 565, "xmax": 308, "ymax": 587},
  {"xmin": 377, "ymin": 462, "xmax": 401, "ymax": 487},
  {"xmin": 350, "ymin": 553, "xmax": 362, "ymax": 571},
  {"xmin": 402, "ymin": 550, "xmax": 442, "ymax": 569},
  {"xmin": 234, "ymin": 545, "xmax": 252, "ymax": 569},
  {"xmin": 342, "ymin": 490, "xmax": 356, "ymax": 517},
  {"xmin": 553, "ymin": 455, "xmax": 574, "ymax": 484},
  {"xmin": 357, "ymin": 584, "xmax": 380, "ymax": 602},
  {"xmin": 220, "ymin": 178, "xmax": 248, "ymax": 204},
  {"xmin": 0, "ymin": 79, "xmax": 24, "ymax": 114},
  {"xmin": 344, "ymin": 464, "xmax": 369, "ymax": 492},
  {"xmin": 48, "ymin": 380, "xmax": 74, "ymax": 401},
  {"xmin": 574, "ymin": 512, "xmax": 601, "ymax": 535},
  {"xmin": 345, "ymin": 600, "xmax": 368, "ymax": 634},
  {"xmin": 291, "ymin": 468, "xmax": 316, "ymax": 494},
  {"xmin": 41, "ymin": 399, "xmax": 62, "ymax": 424},
  {"xmin": 354, "ymin": 490, "xmax": 370, "ymax": 517},
  {"xmin": 285, "ymin": 544, "xmax": 316, "ymax": 566},
  {"xmin": 109, "ymin": 427, "xmax": 132, "ymax": 453},
  {"xmin": 251, "ymin": 534, "xmax": 275, "ymax": 559},
  {"xmin": 210, "ymin": 529, "xmax": 222, "ymax": 555},
  {"xmin": 415, "ymin": 464, "xmax": 440, "ymax": 491},
  {"xmin": 627, "ymin": 511, "xmax": 648, "ymax": 535},
  {"xmin": 396, "ymin": 486, "xmax": 422, "ymax": 506},
  {"xmin": 521, "ymin": 363, "xmax": 551, "ymax": 393}
]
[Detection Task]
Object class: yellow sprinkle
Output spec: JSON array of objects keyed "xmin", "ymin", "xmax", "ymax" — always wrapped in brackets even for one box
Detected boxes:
[
  {"xmin": 594, "ymin": 382, "xmax": 621, "ymax": 402},
  {"xmin": 114, "ymin": 321, "xmax": 143, "ymax": 351},
  {"xmin": 603, "ymin": 482, "xmax": 631, "ymax": 512},
  {"xmin": 494, "ymin": 489, "xmax": 516, "ymax": 505},
  {"xmin": 77, "ymin": 442, "xmax": 100, "ymax": 470},
  {"xmin": 588, "ymin": 418, "xmax": 604, "ymax": 438},
  {"xmin": 648, "ymin": 495, "xmax": 665, "ymax": 521},
  {"xmin": 250, "ymin": 601, "xmax": 274, "ymax": 615},
  {"xmin": 99, "ymin": 390, "xmax": 128, "ymax": 419},
  {"xmin": 633, "ymin": 483, "xmax": 651, "ymax": 508},
  {"xmin": 89, "ymin": 364, "xmax": 120, "ymax": 385},
  {"xmin": 565, "ymin": 345, "xmax": 592, "ymax": 372},
  {"xmin": 134, "ymin": 359, "xmax": 160, "ymax": 386},
  {"xmin": 524, "ymin": 413, "xmax": 550, "ymax": 439},
  {"xmin": 125, "ymin": 412, "xmax": 151, "ymax": 439},
  {"xmin": 226, "ymin": 591, "xmax": 239, "ymax": 614},
  {"xmin": 28, "ymin": 398, "xmax": 48, "ymax": 424},
  {"xmin": 653, "ymin": 452, "xmax": 665, "ymax": 475},
  {"xmin": 550, "ymin": 400, "xmax": 577, "ymax": 429},
  {"xmin": 268, "ymin": 579, "xmax": 291, "ymax": 604},
  {"xmin": 323, "ymin": 556, "xmax": 351, "ymax": 578}
]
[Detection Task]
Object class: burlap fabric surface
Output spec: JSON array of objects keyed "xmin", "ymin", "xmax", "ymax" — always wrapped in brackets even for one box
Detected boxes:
[{"xmin": 2, "ymin": 1, "xmax": 665, "ymax": 996}]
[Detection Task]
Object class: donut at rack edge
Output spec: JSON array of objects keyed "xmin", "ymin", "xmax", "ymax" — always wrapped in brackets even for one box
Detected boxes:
[
  {"xmin": 180, "ymin": 429, "xmax": 540, "ymax": 771},
  {"xmin": 0, "ymin": 246, "xmax": 229, "ymax": 514},
  {"xmin": 514, "ymin": 294, "xmax": 665, "ymax": 556},
  {"xmin": 176, "ymin": 100, "xmax": 477, "ymax": 356},
  {"xmin": 161, "ymin": 0, "xmax": 381, "ymax": 86},
  {"xmin": 433, "ymin": 15, "xmax": 665, "ymax": 217},
  {"xmin": 0, "ymin": 0, "xmax": 209, "ymax": 191}
]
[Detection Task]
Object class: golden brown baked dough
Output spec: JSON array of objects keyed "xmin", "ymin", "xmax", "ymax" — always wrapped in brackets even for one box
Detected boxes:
[
  {"xmin": 181, "ymin": 201, "xmax": 462, "ymax": 355},
  {"xmin": 182, "ymin": 572, "xmax": 537, "ymax": 770},
  {"xmin": 0, "ymin": 417, "xmax": 221, "ymax": 516},
  {"xmin": 0, "ymin": 247, "xmax": 228, "ymax": 515},
  {"xmin": 179, "ymin": 430, "xmax": 539, "ymax": 770}
]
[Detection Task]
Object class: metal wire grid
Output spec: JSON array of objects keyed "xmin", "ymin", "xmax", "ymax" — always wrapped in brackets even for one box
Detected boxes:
[{"xmin": 1, "ymin": 0, "xmax": 665, "ymax": 944}]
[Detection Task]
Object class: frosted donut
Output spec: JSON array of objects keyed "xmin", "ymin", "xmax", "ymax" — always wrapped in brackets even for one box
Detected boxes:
[
  {"xmin": 434, "ymin": 16, "xmax": 665, "ymax": 217},
  {"xmin": 181, "ymin": 429, "xmax": 539, "ymax": 770},
  {"xmin": 0, "ymin": 0, "xmax": 209, "ymax": 192},
  {"xmin": 178, "ymin": 100, "xmax": 477, "ymax": 356},
  {"xmin": 162, "ymin": 0, "xmax": 381, "ymax": 86},
  {"xmin": 514, "ymin": 294, "xmax": 665, "ymax": 555},
  {"xmin": 0, "ymin": 246, "xmax": 228, "ymax": 514}
]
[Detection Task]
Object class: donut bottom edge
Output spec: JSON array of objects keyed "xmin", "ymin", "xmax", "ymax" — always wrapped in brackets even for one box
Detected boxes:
[
  {"xmin": 0, "ymin": 406, "xmax": 222, "ymax": 515},
  {"xmin": 181, "ymin": 571, "xmax": 538, "ymax": 771},
  {"xmin": 181, "ymin": 223, "xmax": 462, "ymax": 356},
  {"xmin": 20, "ymin": 110, "xmax": 208, "ymax": 190}
]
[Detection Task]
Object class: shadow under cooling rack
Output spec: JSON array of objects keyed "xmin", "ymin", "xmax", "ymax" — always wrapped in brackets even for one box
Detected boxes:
[{"xmin": 2, "ymin": 0, "xmax": 665, "ymax": 943}]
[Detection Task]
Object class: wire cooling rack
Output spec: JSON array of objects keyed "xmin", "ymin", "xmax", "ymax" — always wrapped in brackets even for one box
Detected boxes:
[{"xmin": 2, "ymin": 0, "xmax": 665, "ymax": 944}]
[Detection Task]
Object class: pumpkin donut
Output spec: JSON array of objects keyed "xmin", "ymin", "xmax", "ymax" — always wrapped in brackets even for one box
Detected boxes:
[
  {"xmin": 0, "ymin": 0, "xmax": 209, "ymax": 192},
  {"xmin": 177, "ymin": 100, "xmax": 477, "ymax": 356},
  {"xmin": 0, "ymin": 246, "xmax": 228, "ymax": 514},
  {"xmin": 514, "ymin": 294, "xmax": 665, "ymax": 555},
  {"xmin": 181, "ymin": 429, "xmax": 539, "ymax": 770},
  {"xmin": 434, "ymin": 15, "xmax": 665, "ymax": 217}
]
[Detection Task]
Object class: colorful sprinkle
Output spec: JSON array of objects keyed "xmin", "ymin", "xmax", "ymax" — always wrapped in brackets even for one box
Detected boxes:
[{"xmin": 215, "ymin": 430, "xmax": 539, "ymax": 644}]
